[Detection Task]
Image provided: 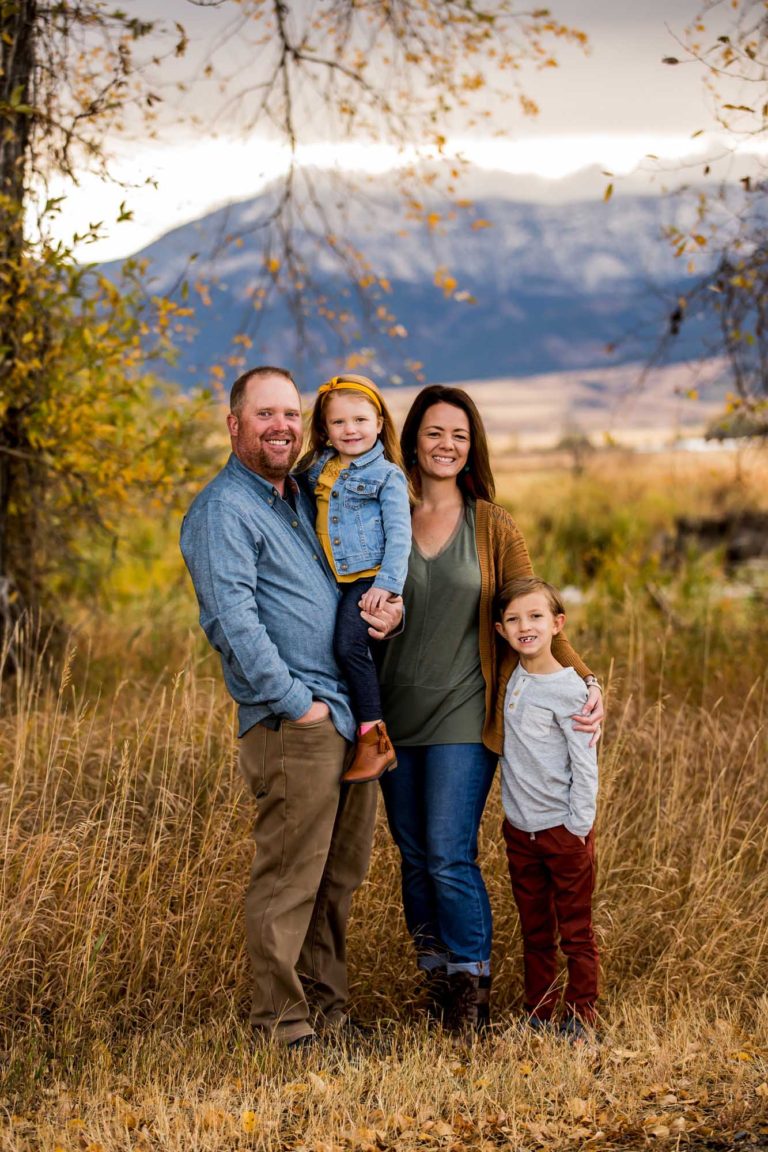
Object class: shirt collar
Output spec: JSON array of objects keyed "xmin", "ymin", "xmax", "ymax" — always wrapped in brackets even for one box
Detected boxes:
[{"xmin": 227, "ymin": 453, "xmax": 299, "ymax": 506}]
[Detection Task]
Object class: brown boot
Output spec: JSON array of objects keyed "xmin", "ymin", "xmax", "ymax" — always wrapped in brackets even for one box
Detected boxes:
[
  {"xmin": 444, "ymin": 972, "xmax": 491, "ymax": 1035},
  {"xmin": 414, "ymin": 966, "xmax": 451, "ymax": 1022},
  {"xmin": 341, "ymin": 721, "xmax": 397, "ymax": 783}
]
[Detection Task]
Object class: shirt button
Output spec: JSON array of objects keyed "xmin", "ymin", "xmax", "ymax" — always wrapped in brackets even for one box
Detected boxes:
[
  {"xmin": 341, "ymin": 563, "xmax": 348, "ymax": 571},
  {"xmin": 332, "ymin": 516, "xmax": 339, "ymax": 524},
  {"xmin": 291, "ymin": 520, "xmax": 298, "ymax": 528},
  {"xmin": 268, "ymin": 497, "xmax": 274, "ymax": 505},
  {"xmin": 331, "ymin": 492, "xmax": 338, "ymax": 499},
  {"xmin": 333, "ymin": 537, "xmax": 341, "ymax": 545},
  {"xmin": 357, "ymin": 484, "xmax": 364, "ymax": 491}
]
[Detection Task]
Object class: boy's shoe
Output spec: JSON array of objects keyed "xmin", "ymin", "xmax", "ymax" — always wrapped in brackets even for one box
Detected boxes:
[
  {"xmin": 559, "ymin": 1016, "xmax": 600, "ymax": 1045},
  {"xmin": 341, "ymin": 721, "xmax": 397, "ymax": 783},
  {"xmin": 525, "ymin": 1014, "xmax": 556, "ymax": 1035}
]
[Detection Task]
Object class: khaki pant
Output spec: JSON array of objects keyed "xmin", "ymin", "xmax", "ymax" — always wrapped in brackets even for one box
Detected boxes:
[{"xmin": 239, "ymin": 715, "xmax": 377, "ymax": 1044}]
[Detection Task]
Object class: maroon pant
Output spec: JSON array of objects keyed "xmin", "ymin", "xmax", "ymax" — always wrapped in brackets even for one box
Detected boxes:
[{"xmin": 502, "ymin": 820, "xmax": 599, "ymax": 1024}]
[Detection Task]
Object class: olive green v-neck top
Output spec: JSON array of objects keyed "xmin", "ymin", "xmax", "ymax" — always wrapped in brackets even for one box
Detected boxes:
[{"xmin": 378, "ymin": 504, "xmax": 485, "ymax": 745}]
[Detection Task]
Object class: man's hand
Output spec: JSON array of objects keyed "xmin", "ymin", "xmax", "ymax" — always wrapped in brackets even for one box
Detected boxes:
[
  {"xmin": 361, "ymin": 594, "xmax": 403, "ymax": 640},
  {"xmin": 359, "ymin": 584, "xmax": 389, "ymax": 614},
  {"xmin": 571, "ymin": 685, "xmax": 604, "ymax": 748},
  {"xmin": 294, "ymin": 699, "xmax": 330, "ymax": 725}
]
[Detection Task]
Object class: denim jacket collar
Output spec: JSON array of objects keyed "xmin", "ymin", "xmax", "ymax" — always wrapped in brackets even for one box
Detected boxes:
[{"xmin": 310, "ymin": 439, "xmax": 385, "ymax": 480}]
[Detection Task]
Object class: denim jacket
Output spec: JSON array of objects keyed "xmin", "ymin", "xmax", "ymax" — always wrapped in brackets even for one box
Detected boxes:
[{"xmin": 307, "ymin": 441, "xmax": 411, "ymax": 595}]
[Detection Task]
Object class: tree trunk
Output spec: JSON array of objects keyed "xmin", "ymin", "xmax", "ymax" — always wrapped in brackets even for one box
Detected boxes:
[{"xmin": 0, "ymin": 0, "xmax": 37, "ymax": 651}]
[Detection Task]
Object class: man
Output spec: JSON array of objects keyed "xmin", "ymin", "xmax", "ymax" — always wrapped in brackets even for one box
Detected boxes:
[{"xmin": 180, "ymin": 365, "xmax": 402, "ymax": 1047}]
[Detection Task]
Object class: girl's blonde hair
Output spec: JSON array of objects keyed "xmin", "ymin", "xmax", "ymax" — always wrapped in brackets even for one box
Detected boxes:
[{"xmin": 296, "ymin": 373, "xmax": 406, "ymax": 476}]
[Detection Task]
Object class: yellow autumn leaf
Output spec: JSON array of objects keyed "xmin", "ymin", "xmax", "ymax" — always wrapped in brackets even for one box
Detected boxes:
[
  {"xmin": 241, "ymin": 1110, "xmax": 259, "ymax": 1132},
  {"xmin": 604, "ymin": 183, "xmax": 613, "ymax": 202}
]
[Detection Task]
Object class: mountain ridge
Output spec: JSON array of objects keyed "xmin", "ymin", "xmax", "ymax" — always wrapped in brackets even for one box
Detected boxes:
[{"xmin": 103, "ymin": 169, "xmax": 714, "ymax": 388}]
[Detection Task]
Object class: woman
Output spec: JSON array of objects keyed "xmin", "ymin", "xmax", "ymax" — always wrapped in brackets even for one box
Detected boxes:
[{"xmin": 377, "ymin": 385, "xmax": 603, "ymax": 1032}]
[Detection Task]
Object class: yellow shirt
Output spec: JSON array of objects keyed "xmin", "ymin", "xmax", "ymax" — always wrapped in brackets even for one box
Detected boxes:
[{"xmin": 315, "ymin": 456, "xmax": 379, "ymax": 583}]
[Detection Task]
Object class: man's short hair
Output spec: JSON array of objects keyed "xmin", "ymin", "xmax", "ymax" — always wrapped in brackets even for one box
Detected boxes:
[
  {"xmin": 495, "ymin": 576, "xmax": 565, "ymax": 620},
  {"xmin": 229, "ymin": 366, "xmax": 296, "ymax": 415}
]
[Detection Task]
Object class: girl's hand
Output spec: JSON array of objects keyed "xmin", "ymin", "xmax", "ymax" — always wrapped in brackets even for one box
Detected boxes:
[
  {"xmin": 571, "ymin": 685, "xmax": 604, "ymax": 748},
  {"xmin": 362, "ymin": 595, "xmax": 403, "ymax": 639},
  {"xmin": 359, "ymin": 585, "xmax": 388, "ymax": 614}
]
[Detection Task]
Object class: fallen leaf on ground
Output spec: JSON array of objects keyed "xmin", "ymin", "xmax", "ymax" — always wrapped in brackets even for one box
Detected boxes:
[{"xmin": 568, "ymin": 1097, "xmax": 590, "ymax": 1119}]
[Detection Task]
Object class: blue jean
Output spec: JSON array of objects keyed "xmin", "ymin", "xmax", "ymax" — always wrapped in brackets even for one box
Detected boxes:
[
  {"xmin": 334, "ymin": 577, "xmax": 381, "ymax": 725},
  {"xmin": 379, "ymin": 743, "xmax": 497, "ymax": 975}
]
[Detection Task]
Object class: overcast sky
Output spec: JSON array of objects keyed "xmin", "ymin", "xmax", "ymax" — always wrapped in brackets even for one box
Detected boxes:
[{"xmin": 53, "ymin": 0, "xmax": 744, "ymax": 260}]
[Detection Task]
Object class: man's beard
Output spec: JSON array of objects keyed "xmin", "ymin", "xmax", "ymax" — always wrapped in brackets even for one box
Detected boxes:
[{"xmin": 240, "ymin": 437, "xmax": 301, "ymax": 480}]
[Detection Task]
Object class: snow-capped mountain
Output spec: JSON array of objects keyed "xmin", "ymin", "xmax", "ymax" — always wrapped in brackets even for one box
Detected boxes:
[{"xmin": 105, "ymin": 168, "xmax": 714, "ymax": 386}]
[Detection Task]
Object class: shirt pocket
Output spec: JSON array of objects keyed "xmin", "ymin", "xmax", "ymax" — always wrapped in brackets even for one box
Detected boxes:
[
  {"xmin": 343, "ymin": 478, "xmax": 383, "ymax": 510},
  {"xmin": 519, "ymin": 703, "xmax": 553, "ymax": 740}
]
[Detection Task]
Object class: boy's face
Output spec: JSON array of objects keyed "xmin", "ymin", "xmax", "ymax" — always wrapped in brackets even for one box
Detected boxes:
[{"xmin": 495, "ymin": 591, "xmax": 565, "ymax": 659}]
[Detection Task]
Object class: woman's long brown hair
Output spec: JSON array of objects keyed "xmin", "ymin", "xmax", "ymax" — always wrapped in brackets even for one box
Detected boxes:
[{"xmin": 400, "ymin": 384, "xmax": 495, "ymax": 503}]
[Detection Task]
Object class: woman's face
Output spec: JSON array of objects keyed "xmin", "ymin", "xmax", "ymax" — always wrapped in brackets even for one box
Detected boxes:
[{"xmin": 416, "ymin": 402, "xmax": 471, "ymax": 482}]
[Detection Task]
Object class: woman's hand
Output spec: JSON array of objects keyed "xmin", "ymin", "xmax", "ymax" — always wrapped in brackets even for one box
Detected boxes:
[
  {"xmin": 571, "ymin": 685, "xmax": 604, "ymax": 748},
  {"xmin": 362, "ymin": 594, "xmax": 403, "ymax": 640}
]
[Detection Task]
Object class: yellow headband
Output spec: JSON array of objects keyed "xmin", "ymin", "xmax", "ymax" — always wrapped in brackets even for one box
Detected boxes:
[{"xmin": 317, "ymin": 375, "xmax": 382, "ymax": 413}]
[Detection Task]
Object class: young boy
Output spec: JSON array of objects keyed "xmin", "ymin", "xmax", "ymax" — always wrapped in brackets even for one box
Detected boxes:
[{"xmin": 494, "ymin": 576, "xmax": 600, "ymax": 1039}]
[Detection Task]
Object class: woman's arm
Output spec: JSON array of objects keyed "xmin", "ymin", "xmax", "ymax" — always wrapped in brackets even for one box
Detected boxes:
[{"xmin": 492, "ymin": 502, "xmax": 604, "ymax": 739}]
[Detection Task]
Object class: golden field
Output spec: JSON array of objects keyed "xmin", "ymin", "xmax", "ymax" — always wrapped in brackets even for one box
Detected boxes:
[{"xmin": 1, "ymin": 442, "xmax": 767, "ymax": 1151}]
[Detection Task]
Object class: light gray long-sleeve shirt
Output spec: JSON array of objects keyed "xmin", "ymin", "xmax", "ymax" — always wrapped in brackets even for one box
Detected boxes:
[{"xmin": 500, "ymin": 664, "xmax": 598, "ymax": 838}]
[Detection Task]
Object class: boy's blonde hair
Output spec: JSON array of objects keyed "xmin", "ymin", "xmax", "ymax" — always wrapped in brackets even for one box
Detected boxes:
[{"xmin": 495, "ymin": 576, "xmax": 565, "ymax": 620}]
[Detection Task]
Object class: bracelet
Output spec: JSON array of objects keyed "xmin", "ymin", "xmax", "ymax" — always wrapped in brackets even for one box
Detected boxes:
[{"xmin": 584, "ymin": 675, "xmax": 602, "ymax": 692}]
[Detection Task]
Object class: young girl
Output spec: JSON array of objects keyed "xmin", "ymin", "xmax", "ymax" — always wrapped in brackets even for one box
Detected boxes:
[{"xmin": 298, "ymin": 374, "xmax": 411, "ymax": 783}]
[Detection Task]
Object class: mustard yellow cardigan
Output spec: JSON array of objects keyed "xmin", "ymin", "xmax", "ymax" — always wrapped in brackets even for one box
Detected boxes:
[{"xmin": 475, "ymin": 499, "xmax": 592, "ymax": 754}]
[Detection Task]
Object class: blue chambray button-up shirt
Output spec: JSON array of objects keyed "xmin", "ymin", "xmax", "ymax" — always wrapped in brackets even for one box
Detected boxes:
[{"xmin": 180, "ymin": 453, "xmax": 354, "ymax": 740}]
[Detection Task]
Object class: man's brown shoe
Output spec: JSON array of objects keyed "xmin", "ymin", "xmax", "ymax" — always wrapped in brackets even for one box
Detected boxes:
[{"xmin": 341, "ymin": 721, "xmax": 397, "ymax": 783}]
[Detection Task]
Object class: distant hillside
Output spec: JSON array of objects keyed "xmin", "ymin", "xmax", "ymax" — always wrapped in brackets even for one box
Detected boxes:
[{"xmin": 103, "ymin": 170, "xmax": 714, "ymax": 388}]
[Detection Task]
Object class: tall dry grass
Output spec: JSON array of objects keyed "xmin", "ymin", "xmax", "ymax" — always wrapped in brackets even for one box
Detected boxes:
[
  {"xmin": 1, "ymin": 610, "xmax": 765, "ymax": 1040},
  {"xmin": 1, "ymin": 446, "xmax": 767, "ymax": 1147}
]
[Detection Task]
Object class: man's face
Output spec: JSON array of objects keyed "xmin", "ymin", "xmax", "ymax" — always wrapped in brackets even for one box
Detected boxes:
[{"xmin": 226, "ymin": 373, "xmax": 303, "ymax": 482}]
